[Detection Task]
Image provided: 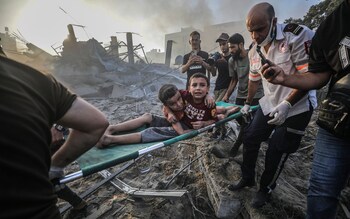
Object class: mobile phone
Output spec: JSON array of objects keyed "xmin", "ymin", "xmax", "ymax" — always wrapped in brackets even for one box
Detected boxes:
[{"xmin": 256, "ymin": 46, "xmax": 274, "ymax": 77}]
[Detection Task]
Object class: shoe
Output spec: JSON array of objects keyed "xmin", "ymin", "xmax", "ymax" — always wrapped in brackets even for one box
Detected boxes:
[
  {"xmin": 251, "ymin": 190, "xmax": 271, "ymax": 208},
  {"xmin": 228, "ymin": 178, "xmax": 255, "ymax": 191},
  {"xmin": 209, "ymin": 129, "xmax": 221, "ymax": 139},
  {"xmin": 210, "ymin": 146, "xmax": 226, "ymax": 158}
]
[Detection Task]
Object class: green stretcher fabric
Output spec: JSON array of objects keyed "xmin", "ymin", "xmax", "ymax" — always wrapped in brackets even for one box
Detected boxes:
[{"xmin": 77, "ymin": 102, "xmax": 259, "ymax": 176}]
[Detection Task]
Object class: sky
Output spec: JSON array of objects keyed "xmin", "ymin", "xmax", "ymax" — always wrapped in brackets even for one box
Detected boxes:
[{"xmin": 0, "ymin": 0, "xmax": 321, "ymax": 54}]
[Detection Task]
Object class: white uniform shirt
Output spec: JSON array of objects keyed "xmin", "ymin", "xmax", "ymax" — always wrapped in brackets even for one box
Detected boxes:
[{"xmin": 248, "ymin": 23, "xmax": 317, "ymax": 117}]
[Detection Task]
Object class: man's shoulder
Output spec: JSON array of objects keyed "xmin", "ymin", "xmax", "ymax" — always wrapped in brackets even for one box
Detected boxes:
[
  {"xmin": 281, "ymin": 23, "xmax": 314, "ymax": 38},
  {"xmin": 283, "ymin": 23, "xmax": 304, "ymax": 36},
  {"xmin": 198, "ymin": 50, "xmax": 209, "ymax": 58},
  {"xmin": 183, "ymin": 53, "xmax": 191, "ymax": 58}
]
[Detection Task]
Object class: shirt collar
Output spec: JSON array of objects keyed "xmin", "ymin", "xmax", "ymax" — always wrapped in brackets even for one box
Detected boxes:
[{"xmin": 275, "ymin": 23, "xmax": 285, "ymax": 41}]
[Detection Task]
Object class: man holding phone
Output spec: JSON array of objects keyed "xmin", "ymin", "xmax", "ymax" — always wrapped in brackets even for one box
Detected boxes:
[{"xmin": 228, "ymin": 2, "xmax": 317, "ymax": 208}]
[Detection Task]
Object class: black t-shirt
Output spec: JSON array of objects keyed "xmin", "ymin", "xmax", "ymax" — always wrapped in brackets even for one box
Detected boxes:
[
  {"xmin": 214, "ymin": 54, "xmax": 232, "ymax": 90},
  {"xmin": 308, "ymin": 0, "xmax": 350, "ymax": 89},
  {"xmin": 182, "ymin": 50, "xmax": 209, "ymax": 83},
  {"xmin": 0, "ymin": 56, "xmax": 77, "ymax": 219}
]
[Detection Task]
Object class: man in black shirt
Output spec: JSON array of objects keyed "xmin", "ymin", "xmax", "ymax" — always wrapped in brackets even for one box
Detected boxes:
[
  {"xmin": 0, "ymin": 54, "xmax": 108, "ymax": 218},
  {"xmin": 182, "ymin": 31, "xmax": 211, "ymax": 88},
  {"xmin": 262, "ymin": 0, "xmax": 350, "ymax": 218},
  {"xmin": 211, "ymin": 33, "xmax": 232, "ymax": 102}
]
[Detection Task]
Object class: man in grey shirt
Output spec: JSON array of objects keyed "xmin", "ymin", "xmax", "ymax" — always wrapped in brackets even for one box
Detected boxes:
[{"xmin": 223, "ymin": 33, "xmax": 264, "ymax": 156}]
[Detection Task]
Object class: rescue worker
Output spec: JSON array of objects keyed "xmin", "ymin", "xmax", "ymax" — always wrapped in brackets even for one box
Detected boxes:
[{"xmin": 228, "ymin": 2, "xmax": 317, "ymax": 208}]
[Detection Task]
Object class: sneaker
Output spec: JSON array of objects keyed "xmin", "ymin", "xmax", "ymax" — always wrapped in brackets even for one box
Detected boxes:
[
  {"xmin": 251, "ymin": 190, "xmax": 271, "ymax": 208},
  {"xmin": 228, "ymin": 178, "xmax": 255, "ymax": 191},
  {"xmin": 210, "ymin": 146, "xmax": 226, "ymax": 158},
  {"xmin": 210, "ymin": 131, "xmax": 220, "ymax": 139}
]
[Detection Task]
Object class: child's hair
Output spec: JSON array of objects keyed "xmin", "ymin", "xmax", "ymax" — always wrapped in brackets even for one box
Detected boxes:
[
  {"xmin": 189, "ymin": 73, "xmax": 210, "ymax": 87},
  {"xmin": 158, "ymin": 84, "xmax": 179, "ymax": 104}
]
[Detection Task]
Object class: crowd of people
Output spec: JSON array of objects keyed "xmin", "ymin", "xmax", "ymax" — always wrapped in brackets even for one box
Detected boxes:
[{"xmin": 0, "ymin": 1, "xmax": 349, "ymax": 218}]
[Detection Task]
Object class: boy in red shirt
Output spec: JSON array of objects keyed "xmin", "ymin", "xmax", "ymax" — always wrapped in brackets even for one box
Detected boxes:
[{"xmin": 97, "ymin": 73, "xmax": 238, "ymax": 147}]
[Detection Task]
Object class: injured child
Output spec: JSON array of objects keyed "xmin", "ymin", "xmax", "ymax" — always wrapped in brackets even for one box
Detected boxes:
[{"xmin": 97, "ymin": 73, "xmax": 239, "ymax": 148}]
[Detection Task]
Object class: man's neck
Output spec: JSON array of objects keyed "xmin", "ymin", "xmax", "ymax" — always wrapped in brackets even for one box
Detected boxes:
[
  {"xmin": 223, "ymin": 51, "xmax": 230, "ymax": 57},
  {"xmin": 240, "ymin": 49, "xmax": 248, "ymax": 58}
]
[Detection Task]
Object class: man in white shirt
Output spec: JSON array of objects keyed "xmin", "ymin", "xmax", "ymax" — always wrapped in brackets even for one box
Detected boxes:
[{"xmin": 228, "ymin": 2, "xmax": 317, "ymax": 209}]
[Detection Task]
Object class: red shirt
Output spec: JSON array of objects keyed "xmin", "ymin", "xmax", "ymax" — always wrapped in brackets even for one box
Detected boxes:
[{"xmin": 179, "ymin": 90, "xmax": 217, "ymax": 128}]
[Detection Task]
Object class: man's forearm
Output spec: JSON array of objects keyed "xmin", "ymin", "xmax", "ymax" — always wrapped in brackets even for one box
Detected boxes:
[
  {"xmin": 285, "ymin": 89, "xmax": 308, "ymax": 106},
  {"xmin": 51, "ymin": 97, "xmax": 109, "ymax": 167},
  {"xmin": 246, "ymin": 80, "xmax": 260, "ymax": 103},
  {"xmin": 225, "ymin": 79, "xmax": 237, "ymax": 99},
  {"xmin": 283, "ymin": 71, "xmax": 331, "ymax": 90},
  {"xmin": 51, "ymin": 127, "xmax": 106, "ymax": 167},
  {"xmin": 181, "ymin": 63, "xmax": 190, "ymax": 73}
]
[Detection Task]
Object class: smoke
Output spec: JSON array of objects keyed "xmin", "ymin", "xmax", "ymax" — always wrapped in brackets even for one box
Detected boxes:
[
  {"xmin": 0, "ymin": 0, "xmax": 320, "ymax": 53},
  {"xmin": 0, "ymin": 1, "xmax": 30, "ymax": 31},
  {"xmin": 85, "ymin": 0, "xmax": 214, "ymax": 32}
]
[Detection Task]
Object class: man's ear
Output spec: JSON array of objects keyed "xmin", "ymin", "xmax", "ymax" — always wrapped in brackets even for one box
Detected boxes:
[
  {"xmin": 272, "ymin": 17, "xmax": 277, "ymax": 26},
  {"xmin": 189, "ymin": 40, "xmax": 191, "ymax": 44}
]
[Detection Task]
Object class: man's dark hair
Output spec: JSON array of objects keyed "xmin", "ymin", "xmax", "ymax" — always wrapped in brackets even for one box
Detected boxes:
[
  {"xmin": 190, "ymin": 31, "xmax": 200, "ymax": 38},
  {"xmin": 158, "ymin": 84, "xmax": 179, "ymax": 104},
  {"xmin": 228, "ymin": 33, "xmax": 245, "ymax": 45},
  {"xmin": 189, "ymin": 73, "xmax": 209, "ymax": 87}
]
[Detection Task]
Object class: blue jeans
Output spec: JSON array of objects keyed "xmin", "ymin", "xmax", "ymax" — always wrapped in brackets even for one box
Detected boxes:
[{"xmin": 307, "ymin": 128, "xmax": 350, "ymax": 219}]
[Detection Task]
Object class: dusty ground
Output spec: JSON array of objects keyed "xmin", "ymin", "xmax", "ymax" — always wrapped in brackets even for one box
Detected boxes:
[
  {"xmin": 10, "ymin": 55, "xmax": 350, "ymax": 218},
  {"xmin": 58, "ymin": 96, "xmax": 350, "ymax": 219}
]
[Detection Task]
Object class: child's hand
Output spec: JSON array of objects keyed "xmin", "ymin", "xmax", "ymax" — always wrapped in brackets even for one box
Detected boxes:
[
  {"xmin": 205, "ymin": 95, "xmax": 215, "ymax": 108},
  {"xmin": 225, "ymin": 106, "xmax": 240, "ymax": 117},
  {"xmin": 191, "ymin": 121, "xmax": 205, "ymax": 129},
  {"xmin": 167, "ymin": 113, "xmax": 178, "ymax": 124}
]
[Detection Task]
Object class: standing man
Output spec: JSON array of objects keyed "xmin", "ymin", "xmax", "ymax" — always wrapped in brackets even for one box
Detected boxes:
[
  {"xmin": 182, "ymin": 31, "xmax": 212, "ymax": 88},
  {"xmin": 262, "ymin": 0, "xmax": 350, "ymax": 217},
  {"xmin": 211, "ymin": 33, "xmax": 232, "ymax": 101},
  {"xmin": 228, "ymin": 2, "xmax": 317, "ymax": 209},
  {"xmin": 0, "ymin": 50, "xmax": 109, "ymax": 218},
  {"xmin": 223, "ymin": 33, "xmax": 264, "ymax": 157}
]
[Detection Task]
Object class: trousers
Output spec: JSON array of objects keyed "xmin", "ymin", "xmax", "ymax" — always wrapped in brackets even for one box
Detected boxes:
[
  {"xmin": 241, "ymin": 107, "xmax": 313, "ymax": 192},
  {"xmin": 307, "ymin": 128, "xmax": 350, "ymax": 219}
]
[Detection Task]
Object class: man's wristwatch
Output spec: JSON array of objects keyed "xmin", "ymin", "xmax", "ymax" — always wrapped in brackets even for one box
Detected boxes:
[
  {"xmin": 244, "ymin": 101, "xmax": 251, "ymax": 106},
  {"xmin": 54, "ymin": 124, "xmax": 67, "ymax": 133}
]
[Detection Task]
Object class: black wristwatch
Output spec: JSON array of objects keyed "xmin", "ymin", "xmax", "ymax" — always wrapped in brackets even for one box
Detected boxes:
[
  {"xmin": 244, "ymin": 101, "xmax": 251, "ymax": 105},
  {"xmin": 54, "ymin": 124, "xmax": 67, "ymax": 133}
]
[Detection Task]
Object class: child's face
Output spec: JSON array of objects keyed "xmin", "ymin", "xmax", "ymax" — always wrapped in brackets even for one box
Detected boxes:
[
  {"xmin": 189, "ymin": 77, "xmax": 209, "ymax": 100},
  {"xmin": 166, "ymin": 91, "xmax": 184, "ymax": 112}
]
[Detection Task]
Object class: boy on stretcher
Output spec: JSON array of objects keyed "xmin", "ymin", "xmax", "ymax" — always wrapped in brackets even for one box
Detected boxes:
[{"xmin": 97, "ymin": 73, "xmax": 239, "ymax": 148}]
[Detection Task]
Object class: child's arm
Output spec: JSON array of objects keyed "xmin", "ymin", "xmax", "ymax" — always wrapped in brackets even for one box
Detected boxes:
[
  {"xmin": 216, "ymin": 106, "xmax": 240, "ymax": 119},
  {"xmin": 191, "ymin": 120, "xmax": 216, "ymax": 129},
  {"xmin": 162, "ymin": 105, "xmax": 178, "ymax": 124},
  {"xmin": 171, "ymin": 121, "xmax": 191, "ymax": 135}
]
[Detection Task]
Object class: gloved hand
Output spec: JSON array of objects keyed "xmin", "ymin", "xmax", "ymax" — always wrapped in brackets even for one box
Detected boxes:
[
  {"xmin": 49, "ymin": 166, "xmax": 64, "ymax": 181},
  {"xmin": 240, "ymin": 104, "xmax": 251, "ymax": 115},
  {"xmin": 267, "ymin": 100, "xmax": 292, "ymax": 125}
]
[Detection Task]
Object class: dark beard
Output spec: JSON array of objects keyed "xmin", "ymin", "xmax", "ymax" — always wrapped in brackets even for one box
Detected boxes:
[{"xmin": 232, "ymin": 48, "xmax": 242, "ymax": 60}]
